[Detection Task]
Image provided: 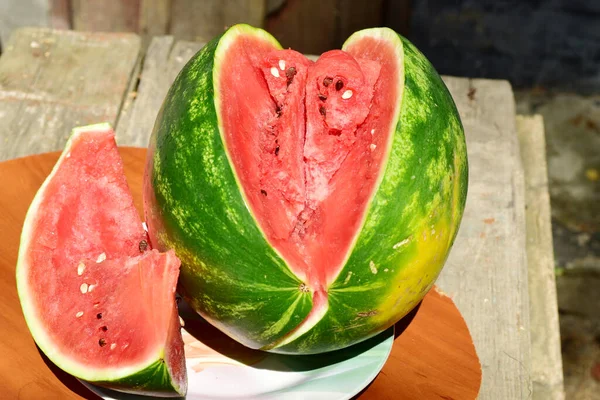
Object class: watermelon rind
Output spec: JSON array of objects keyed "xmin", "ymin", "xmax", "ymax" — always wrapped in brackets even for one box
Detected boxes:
[
  {"xmin": 16, "ymin": 123, "xmax": 185, "ymax": 396},
  {"xmin": 145, "ymin": 24, "xmax": 467, "ymax": 354}
]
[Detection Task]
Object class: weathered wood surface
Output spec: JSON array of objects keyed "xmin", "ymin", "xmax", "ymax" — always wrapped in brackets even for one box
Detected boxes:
[
  {"xmin": 437, "ymin": 77, "xmax": 531, "ymax": 399},
  {"xmin": 71, "ymin": 0, "xmax": 140, "ymax": 33},
  {"xmin": 0, "ymin": 28, "xmax": 141, "ymax": 161},
  {"xmin": 170, "ymin": 0, "xmax": 266, "ymax": 43},
  {"xmin": 517, "ymin": 115, "xmax": 565, "ymax": 400},
  {"xmin": 0, "ymin": 1, "xmax": 50, "ymax": 47},
  {"xmin": 116, "ymin": 38, "xmax": 204, "ymax": 147},
  {"xmin": 265, "ymin": 0, "xmax": 390, "ymax": 54}
]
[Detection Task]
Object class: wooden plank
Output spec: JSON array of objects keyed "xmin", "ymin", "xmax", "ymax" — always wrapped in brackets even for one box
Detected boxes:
[
  {"xmin": 0, "ymin": 0, "xmax": 50, "ymax": 48},
  {"xmin": 170, "ymin": 0, "xmax": 265, "ymax": 43},
  {"xmin": 117, "ymin": 38, "xmax": 204, "ymax": 147},
  {"xmin": 49, "ymin": 0, "xmax": 72, "ymax": 30},
  {"xmin": 170, "ymin": 0, "xmax": 222, "ymax": 42},
  {"xmin": 117, "ymin": 36, "xmax": 175, "ymax": 147},
  {"xmin": 517, "ymin": 114, "xmax": 565, "ymax": 400},
  {"xmin": 0, "ymin": 28, "xmax": 141, "ymax": 161},
  {"xmin": 338, "ymin": 0, "xmax": 384, "ymax": 43},
  {"xmin": 265, "ymin": 0, "xmax": 338, "ymax": 54},
  {"xmin": 437, "ymin": 77, "xmax": 532, "ymax": 399},
  {"xmin": 223, "ymin": 0, "xmax": 266, "ymax": 30},
  {"xmin": 71, "ymin": 0, "xmax": 140, "ymax": 32},
  {"xmin": 139, "ymin": 0, "xmax": 171, "ymax": 47}
]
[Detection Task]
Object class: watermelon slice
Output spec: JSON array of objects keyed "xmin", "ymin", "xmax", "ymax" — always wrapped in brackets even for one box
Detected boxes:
[{"xmin": 16, "ymin": 123, "xmax": 187, "ymax": 397}]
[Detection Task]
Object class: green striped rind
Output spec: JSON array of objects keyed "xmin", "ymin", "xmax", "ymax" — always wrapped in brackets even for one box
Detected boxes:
[
  {"xmin": 95, "ymin": 358, "xmax": 181, "ymax": 397},
  {"xmin": 146, "ymin": 25, "xmax": 313, "ymax": 349},
  {"xmin": 274, "ymin": 31, "xmax": 468, "ymax": 353}
]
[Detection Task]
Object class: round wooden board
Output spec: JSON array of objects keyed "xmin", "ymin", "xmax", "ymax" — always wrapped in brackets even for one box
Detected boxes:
[{"xmin": 0, "ymin": 149, "xmax": 482, "ymax": 400}]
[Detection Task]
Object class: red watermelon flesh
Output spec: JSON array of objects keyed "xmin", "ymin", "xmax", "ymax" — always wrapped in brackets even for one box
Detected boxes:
[
  {"xmin": 218, "ymin": 42, "xmax": 397, "ymax": 294},
  {"xmin": 17, "ymin": 124, "xmax": 186, "ymax": 396}
]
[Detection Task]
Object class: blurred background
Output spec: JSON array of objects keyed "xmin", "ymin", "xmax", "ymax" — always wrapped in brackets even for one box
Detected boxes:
[{"xmin": 1, "ymin": 0, "xmax": 599, "ymax": 398}]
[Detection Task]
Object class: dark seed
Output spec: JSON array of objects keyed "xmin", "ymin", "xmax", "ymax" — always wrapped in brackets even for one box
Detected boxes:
[
  {"xmin": 275, "ymin": 145, "xmax": 280, "ymax": 156},
  {"xmin": 335, "ymin": 80, "xmax": 344, "ymax": 91},
  {"xmin": 319, "ymin": 106, "xmax": 326, "ymax": 117},
  {"xmin": 323, "ymin": 77, "xmax": 333, "ymax": 87},
  {"xmin": 285, "ymin": 67, "xmax": 297, "ymax": 86},
  {"xmin": 96, "ymin": 313, "xmax": 102, "ymax": 319},
  {"xmin": 99, "ymin": 338, "xmax": 107, "ymax": 347},
  {"xmin": 275, "ymin": 105, "xmax": 281, "ymax": 117},
  {"xmin": 138, "ymin": 239, "xmax": 148, "ymax": 252},
  {"xmin": 261, "ymin": 189, "xmax": 267, "ymax": 196},
  {"xmin": 318, "ymin": 93, "xmax": 327, "ymax": 101},
  {"xmin": 100, "ymin": 326, "xmax": 108, "ymax": 332}
]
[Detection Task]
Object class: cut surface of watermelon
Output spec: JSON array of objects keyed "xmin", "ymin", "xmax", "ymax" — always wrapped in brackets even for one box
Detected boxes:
[
  {"xmin": 16, "ymin": 123, "xmax": 186, "ymax": 396},
  {"xmin": 215, "ymin": 28, "xmax": 402, "ymax": 345}
]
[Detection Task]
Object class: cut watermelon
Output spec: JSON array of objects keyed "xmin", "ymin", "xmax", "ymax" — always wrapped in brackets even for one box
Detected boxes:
[
  {"xmin": 16, "ymin": 123, "xmax": 187, "ymax": 396},
  {"xmin": 145, "ymin": 25, "xmax": 467, "ymax": 354}
]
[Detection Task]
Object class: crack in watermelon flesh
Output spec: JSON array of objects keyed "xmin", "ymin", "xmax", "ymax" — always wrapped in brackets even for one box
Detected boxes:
[
  {"xmin": 218, "ymin": 32, "xmax": 400, "ymax": 343},
  {"xmin": 17, "ymin": 125, "xmax": 186, "ymax": 396}
]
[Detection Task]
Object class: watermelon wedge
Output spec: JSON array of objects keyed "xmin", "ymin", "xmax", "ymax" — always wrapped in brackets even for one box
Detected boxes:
[
  {"xmin": 16, "ymin": 123, "xmax": 187, "ymax": 397},
  {"xmin": 145, "ymin": 25, "xmax": 467, "ymax": 354}
]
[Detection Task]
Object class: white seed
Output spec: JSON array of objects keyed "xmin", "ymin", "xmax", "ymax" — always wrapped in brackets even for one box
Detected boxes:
[
  {"xmin": 110, "ymin": 343, "xmax": 117, "ymax": 350},
  {"xmin": 88, "ymin": 284, "xmax": 96, "ymax": 292},
  {"xmin": 76, "ymin": 311, "xmax": 84, "ymax": 318},
  {"xmin": 370, "ymin": 144, "xmax": 377, "ymax": 151},
  {"xmin": 66, "ymin": 152, "xmax": 71, "ymax": 158},
  {"xmin": 179, "ymin": 316, "xmax": 185, "ymax": 327},
  {"xmin": 278, "ymin": 59, "xmax": 286, "ymax": 70},
  {"xmin": 77, "ymin": 262, "xmax": 85, "ymax": 276},
  {"xmin": 96, "ymin": 253, "xmax": 106, "ymax": 263},
  {"xmin": 370, "ymin": 129, "xmax": 375, "ymax": 135},
  {"xmin": 80, "ymin": 283, "xmax": 88, "ymax": 294},
  {"xmin": 270, "ymin": 67, "xmax": 280, "ymax": 78},
  {"xmin": 122, "ymin": 343, "xmax": 129, "ymax": 349},
  {"xmin": 142, "ymin": 222, "xmax": 148, "ymax": 232},
  {"xmin": 341, "ymin": 90, "xmax": 353, "ymax": 99}
]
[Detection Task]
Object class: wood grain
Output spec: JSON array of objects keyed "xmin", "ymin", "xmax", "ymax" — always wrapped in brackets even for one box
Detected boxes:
[
  {"xmin": 0, "ymin": 149, "xmax": 480, "ymax": 399},
  {"xmin": 139, "ymin": 0, "xmax": 172, "ymax": 47},
  {"xmin": 71, "ymin": 0, "xmax": 140, "ymax": 33},
  {"xmin": 265, "ymin": 0, "xmax": 338, "ymax": 54},
  {"xmin": 170, "ymin": 0, "xmax": 265, "ymax": 43},
  {"xmin": 517, "ymin": 115, "xmax": 565, "ymax": 400},
  {"xmin": 0, "ymin": 28, "xmax": 141, "ymax": 161},
  {"xmin": 437, "ymin": 77, "xmax": 532, "ymax": 399},
  {"xmin": 117, "ymin": 38, "xmax": 204, "ymax": 147}
]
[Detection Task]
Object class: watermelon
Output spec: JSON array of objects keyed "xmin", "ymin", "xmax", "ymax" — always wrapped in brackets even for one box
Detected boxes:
[
  {"xmin": 16, "ymin": 124, "xmax": 187, "ymax": 396},
  {"xmin": 144, "ymin": 24, "xmax": 468, "ymax": 354}
]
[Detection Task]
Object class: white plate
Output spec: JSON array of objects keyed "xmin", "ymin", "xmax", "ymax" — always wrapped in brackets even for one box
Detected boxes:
[{"xmin": 84, "ymin": 304, "xmax": 393, "ymax": 400}]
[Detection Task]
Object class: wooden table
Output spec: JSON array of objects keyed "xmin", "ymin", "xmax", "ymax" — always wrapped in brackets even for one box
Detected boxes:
[{"xmin": 0, "ymin": 28, "xmax": 564, "ymax": 399}]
